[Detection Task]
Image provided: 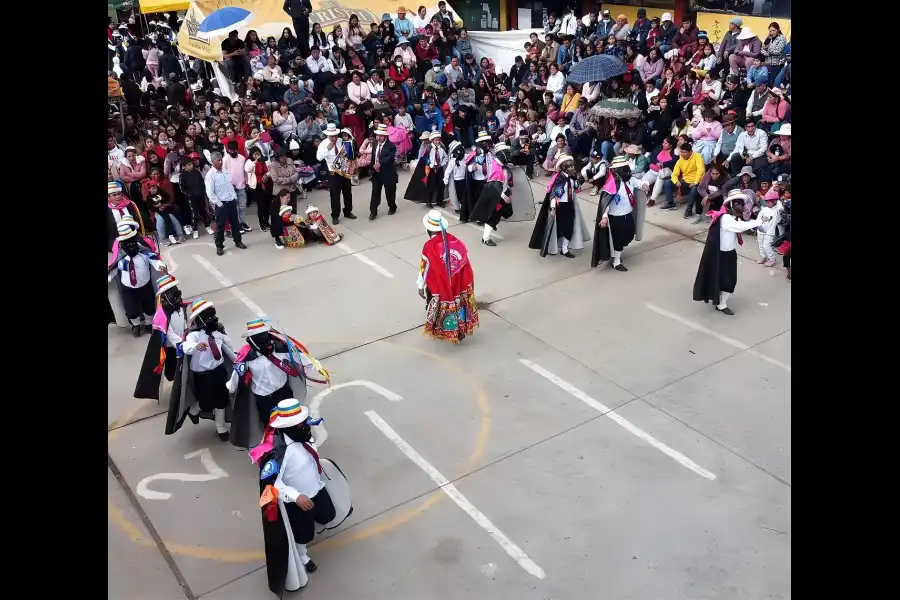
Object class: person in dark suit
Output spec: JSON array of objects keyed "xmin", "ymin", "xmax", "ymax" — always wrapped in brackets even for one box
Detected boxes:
[
  {"xmin": 369, "ymin": 124, "xmax": 398, "ymax": 220},
  {"xmin": 284, "ymin": 0, "xmax": 313, "ymax": 57}
]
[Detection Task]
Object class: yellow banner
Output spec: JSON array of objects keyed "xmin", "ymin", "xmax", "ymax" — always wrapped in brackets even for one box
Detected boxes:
[
  {"xmin": 177, "ymin": 1, "xmax": 448, "ymax": 61},
  {"xmin": 140, "ymin": 0, "xmax": 190, "ymax": 14},
  {"xmin": 696, "ymin": 12, "xmax": 791, "ymax": 45}
]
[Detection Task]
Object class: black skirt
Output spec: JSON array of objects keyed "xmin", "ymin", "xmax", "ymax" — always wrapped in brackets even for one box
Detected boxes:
[
  {"xmin": 556, "ymin": 201, "xmax": 575, "ymax": 240},
  {"xmin": 283, "ymin": 486, "xmax": 337, "ymax": 544},
  {"xmin": 609, "ymin": 212, "xmax": 636, "ymax": 251},
  {"xmin": 192, "ymin": 364, "xmax": 230, "ymax": 412},
  {"xmin": 718, "ymin": 250, "xmax": 738, "ymax": 293},
  {"xmin": 120, "ymin": 282, "xmax": 156, "ymax": 319}
]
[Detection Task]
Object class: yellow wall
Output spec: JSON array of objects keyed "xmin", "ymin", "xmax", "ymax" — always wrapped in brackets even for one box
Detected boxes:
[{"xmin": 696, "ymin": 13, "xmax": 791, "ymax": 45}]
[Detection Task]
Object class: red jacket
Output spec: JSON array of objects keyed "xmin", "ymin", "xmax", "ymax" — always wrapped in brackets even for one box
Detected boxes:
[{"xmin": 221, "ymin": 135, "xmax": 248, "ymax": 158}]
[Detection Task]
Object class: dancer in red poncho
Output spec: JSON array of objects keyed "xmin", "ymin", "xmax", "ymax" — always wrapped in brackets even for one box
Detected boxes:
[{"xmin": 417, "ymin": 210, "xmax": 479, "ymax": 343}]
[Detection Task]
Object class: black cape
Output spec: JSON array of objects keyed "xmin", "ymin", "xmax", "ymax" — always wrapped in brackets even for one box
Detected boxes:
[
  {"xmin": 692, "ymin": 218, "xmax": 723, "ymax": 304},
  {"xmin": 590, "ymin": 181, "xmax": 641, "ymax": 268},
  {"xmin": 134, "ymin": 306, "xmax": 186, "ymax": 401},
  {"xmin": 469, "ymin": 180, "xmax": 513, "ymax": 224},
  {"xmin": 165, "ymin": 326, "xmax": 236, "ymax": 435},
  {"xmin": 528, "ymin": 190, "xmax": 558, "ymax": 256},
  {"xmin": 403, "ymin": 156, "xmax": 430, "ymax": 202}
]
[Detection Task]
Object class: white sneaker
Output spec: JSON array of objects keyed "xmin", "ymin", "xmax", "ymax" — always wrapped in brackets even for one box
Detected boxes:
[
  {"xmin": 183, "ymin": 225, "xmax": 193, "ymax": 235},
  {"xmin": 169, "ymin": 235, "xmax": 178, "ymax": 245},
  {"xmin": 206, "ymin": 226, "xmax": 214, "ymax": 235},
  {"xmin": 192, "ymin": 230, "xmax": 199, "ymax": 239},
  {"xmin": 274, "ymin": 239, "xmax": 284, "ymax": 250}
]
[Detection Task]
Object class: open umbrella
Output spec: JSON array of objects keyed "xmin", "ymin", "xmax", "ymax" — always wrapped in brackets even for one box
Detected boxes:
[
  {"xmin": 588, "ymin": 97, "xmax": 642, "ymax": 126},
  {"xmin": 566, "ymin": 55, "xmax": 627, "ymax": 85},
  {"xmin": 199, "ymin": 7, "xmax": 254, "ymax": 38}
]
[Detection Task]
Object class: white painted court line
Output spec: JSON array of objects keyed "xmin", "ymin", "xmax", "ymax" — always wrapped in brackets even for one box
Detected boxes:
[
  {"xmin": 162, "ymin": 242, "xmax": 220, "ymax": 273},
  {"xmin": 309, "ymin": 381, "xmax": 403, "ymax": 447},
  {"xmin": 435, "ymin": 206, "xmax": 505, "ymax": 240},
  {"xmin": 518, "ymin": 360, "xmax": 717, "ymax": 481},
  {"xmin": 192, "ymin": 254, "xmax": 265, "ymax": 316},
  {"xmin": 365, "ymin": 410, "xmax": 547, "ymax": 580},
  {"xmin": 336, "ymin": 241, "xmax": 395, "ymax": 278},
  {"xmin": 643, "ymin": 303, "xmax": 791, "ymax": 373}
]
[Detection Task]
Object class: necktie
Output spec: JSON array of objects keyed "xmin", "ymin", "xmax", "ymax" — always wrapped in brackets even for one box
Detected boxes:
[
  {"xmin": 128, "ymin": 258, "xmax": 137, "ymax": 286},
  {"xmin": 375, "ymin": 143, "xmax": 381, "ymax": 171},
  {"xmin": 482, "ymin": 155, "xmax": 487, "ymax": 176},
  {"xmin": 302, "ymin": 442, "xmax": 324, "ymax": 474},
  {"xmin": 737, "ymin": 233, "xmax": 744, "ymax": 247},
  {"xmin": 208, "ymin": 333, "xmax": 221, "ymax": 360}
]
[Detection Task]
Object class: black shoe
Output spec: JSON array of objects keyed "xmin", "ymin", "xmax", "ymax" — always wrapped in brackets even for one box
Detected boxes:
[
  {"xmin": 260, "ymin": 225, "xmax": 270, "ymax": 232},
  {"xmin": 333, "ymin": 216, "xmax": 340, "ymax": 224},
  {"xmin": 459, "ymin": 218, "xmax": 469, "ymax": 223},
  {"xmin": 218, "ymin": 431, "xmax": 230, "ymax": 442},
  {"xmin": 131, "ymin": 325, "xmax": 141, "ymax": 338},
  {"xmin": 715, "ymin": 306, "xmax": 735, "ymax": 315},
  {"xmin": 682, "ymin": 213, "xmax": 692, "ymax": 219},
  {"xmin": 274, "ymin": 239, "xmax": 284, "ymax": 250},
  {"xmin": 476, "ymin": 221, "xmax": 485, "ymax": 226},
  {"xmin": 344, "ymin": 212, "xmax": 357, "ymax": 220},
  {"xmin": 388, "ymin": 207, "xmax": 397, "ymax": 215},
  {"xmin": 369, "ymin": 213, "xmax": 377, "ymax": 221},
  {"xmin": 426, "ymin": 203, "xmax": 433, "ymax": 208},
  {"xmin": 453, "ymin": 209, "xmax": 460, "ymax": 214},
  {"xmin": 226, "ymin": 230, "xmax": 232, "ymax": 238},
  {"xmin": 142, "ymin": 323, "xmax": 153, "ymax": 333},
  {"xmin": 305, "ymin": 560, "xmax": 318, "ymax": 573},
  {"xmin": 437, "ymin": 202, "xmax": 445, "ymax": 208},
  {"xmin": 187, "ymin": 412, "xmax": 199, "ymax": 425},
  {"xmin": 614, "ymin": 263, "xmax": 628, "ymax": 272},
  {"xmin": 235, "ymin": 242, "xmax": 248, "ymax": 249},
  {"xmin": 563, "ymin": 251, "xmax": 576, "ymax": 258},
  {"xmin": 216, "ymin": 247, "xmax": 224, "ymax": 256},
  {"xmin": 482, "ymin": 238, "xmax": 497, "ymax": 247},
  {"xmin": 661, "ymin": 204, "xmax": 677, "ymax": 211},
  {"xmin": 240, "ymin": 222, "xmax": 252, "ymax": 233}
]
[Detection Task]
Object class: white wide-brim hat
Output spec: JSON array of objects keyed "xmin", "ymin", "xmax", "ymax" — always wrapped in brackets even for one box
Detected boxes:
[
  {"xmin": 279, "ymin": 205, "xmax": 293, "ymax": 215},
  {"xmin": 725, "ymin": 189, "xmax": 749, "ymax": 203},
  {"xmin": 188, "ymin": 298, "xmax": 214, "ymax": 324},
  {"xmin": 375, "ymin": 124, "xmax": 389, "ymax": 135},
  {"xmin": 242, "ymin": 318, "xmax": 272, "ymax": 338},
  {"xmin": 269, "ymin": 398, "xmax": 310, "ymax": 429},
  {"xmin": 428, "ymin": 131, "xmax": 442, "ymax": 140},
  {"xmin": 305, "ymin": 204, "xmax": 320, "ymax": 215},
  {"xmin": 492, "ymin": 142, "xmax": 510, "ymax": 153},
  {"xmin": 736, "ymin": 27, "xmax": 756, "ymax": 40},
  {"xmin": 117, "ymin": 222, "xmax": 138, "ymax": 241},
  {"xmin": 448, "ymin": 140, "xmax": 461, "ymax": 153},
  {"xmin": 323, "ymin": 124, "xmax": 340, "ymax": 136},
  {"xmin": 555, "ymin": 153, "xmax": 574, "ymax": 170},
  {"xmin": 475, "ymin": 130, "xmax": 491, "ymax": 143},
  {"xmin": 423, "ymin": 209, "xmax": 449, "ymax": 233},
  {"xmin": 156, "ymin": 274, "xmax": 179, "ymax": 296},
  {"xmin": 776, "ymin": 124, "xmax": 791, "ymax": 136}
]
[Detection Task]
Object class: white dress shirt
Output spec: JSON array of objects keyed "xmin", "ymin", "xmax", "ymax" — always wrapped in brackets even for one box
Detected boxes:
[
  {"xmin": 732, "ymin": 130, "xmax": 769, "ymax": 160},
  {"xmin": 719, "ymin": 214, "xmax": 763, "ymax": 252},
  {"xmin": 246, "ymin": 351, "xmax": 292, "ymax": 396},
  {"xmin": 305, "ymin": 55, "xmax": 334, "ymax": 74},
  {"xmin": 444, "ymin": 157, "xmax": 467, "ymax": 183},
  {"xmin": 316, "ymin": 138, "xmax": 338, "ymax": 170},
  {"xmin": 275, "ymin": 438, "xmax": 325, "ymax": 502},
  {"xmin": 547, "ymin": 71, "xmax": 565, "ymax": 94},
  {"xmin": 468, "ymin": 151, "xmax": 493, "ymax": 181},
  {"xmin": 581, "ymin": 160, "xmax": 607, "ymax": 182},
  {"xmin": 109, "ymin": 253, "xmax": 165, "ymax": 287},
  {"xmin": 166, "ymin": 311, "xmax": 185, "ymax": 347},
  {"xmin": 347, "ymin": 81, "xmax": 371, "ymax": 104},
  {"xmin": 429, "ymin": 146, "xmax": 448, "ymax": 168},
  {"xmin": 183, "ymin": 330, "xmax": 234, "ymax": 372},
  {"xmin": 204, "ymin": 167, "xmax": 237, "ymax": 206},
  {"xmin": 607, "ymin": 180, "xmax": 635, "ymax": 217}
]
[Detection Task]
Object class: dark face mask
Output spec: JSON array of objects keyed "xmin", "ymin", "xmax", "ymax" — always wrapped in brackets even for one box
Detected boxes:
[
  {"xmin": 283, "ymin": 423, "xmax": 312, "ymax": 443},
  {"xmin": 123, "ymin": 240, "xmax": 140, "ymax": 257},
  {"xmin": 250, "ymin": 333, "xmax": 275, "ymax": 356},
  {"xmin": 614, "ymin": 166, "xmax": 632, "ymax": 181},
  {"xmin": 197, "ymin": 309, "xmax": 219, "ymax": 334},
  {"xmin": 161, "ymin": 287, "xmax": 183, "ymax": 312}
]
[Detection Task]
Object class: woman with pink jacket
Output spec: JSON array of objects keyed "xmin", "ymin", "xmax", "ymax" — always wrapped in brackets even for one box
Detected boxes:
[
  {"xmin": 119, "ymin": 146, "xmax": 148, "ymax": 205},
  {"xmin": 759, "ymin": 90, "xmax": 788, "ymax": 131}
]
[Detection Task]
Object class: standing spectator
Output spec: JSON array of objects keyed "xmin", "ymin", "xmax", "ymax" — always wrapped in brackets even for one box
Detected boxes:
[
  {"xmin": 369, "ymin": 125, "xmax": 398, "ymax": 219},
  {"xmin": 223, "ymin": 141, "xmax": 251, "ymax": 233},
  {"xmin": 285, "ymin": 0, "xmax": 313, "ymax": 56},
  {"xmin": 245, "ymin": 146, "xmax": 271, "ymax": 232},
  {"xmin": 221, "ymin": 29, "xmax": 249, "ymax": 84},
  {"xmin": 204, "ymin": 152, "xmax": 247, "ymax": 256}
]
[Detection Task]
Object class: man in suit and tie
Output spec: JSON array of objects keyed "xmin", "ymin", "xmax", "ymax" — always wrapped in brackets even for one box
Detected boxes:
[{"xmin": 369, "ymin": 124, "xmax": 399, "ymax": 220}]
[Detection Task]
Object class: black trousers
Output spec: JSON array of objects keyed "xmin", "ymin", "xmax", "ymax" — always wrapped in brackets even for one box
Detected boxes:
[
  {"xmin": 120, "ymin": 282, "xmax": 156, "ymax": 320},
  {"xmin": 188, "ymin": 194, "xmax": 210, "ymax": 228},
  {"xmin": 328, "ymin": 174, "xmax": 353, "ymax": 218},
  {"xmin": 192, "ymin": 365, "xmax": 230, "ymax": 412},
  {"xmin": 511, "ymin": 152, "xmax": 535, "ymax": 176},
  {"xmin": 425, "ymin": 170, "xmax": 444, "ymax": 207},
  {"xmin": 214, "ymin": 200, "xmax": 243, "ymax": 248},
  {"xmin": 284, "ymin": 486, "xmax": 336, "ymax": 544},
  {"xmin": 255, "ymin": 382, "xmax": 294, "ymax": 427},
  {"xmin": 369, "ymin": 173, "xmax": 397, "ymax": 214},
  {"xmin": 250, "ymin": 186, "xmax": 270, "ymax": 229}
]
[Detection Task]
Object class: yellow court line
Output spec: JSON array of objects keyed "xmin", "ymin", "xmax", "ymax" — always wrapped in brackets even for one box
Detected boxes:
[{"xmin": 108, "ymin": 339, "xmax": 491, "ymax": 562}]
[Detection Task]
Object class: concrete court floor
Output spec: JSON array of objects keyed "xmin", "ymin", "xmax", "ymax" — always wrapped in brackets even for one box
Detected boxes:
[{"xmin": 107, "ymin": 169, "xmax": 791, "ymax": 600}]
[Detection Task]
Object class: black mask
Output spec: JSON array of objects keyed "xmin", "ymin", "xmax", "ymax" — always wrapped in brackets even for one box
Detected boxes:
[
  {"xmin": 613, "ymin": 166, "xmax": 632, "ymax": 181},
  {"xmin": 161, "ymin": 287, "xmax": 183, "ymax": 313},
  {"xmin": 249, "ymin": 332, "xmax": 275, "ymax": 356},
  {"xmin": 122, "ymin": 239, "xmax": 140, "ymax": 257},
  {"xmin": 282, "ymin": 423, "xmax": 312, "ymax": 444},
  {"xmin": 197, "ymin": 308, "xmax": 219, "ymax": 334}
]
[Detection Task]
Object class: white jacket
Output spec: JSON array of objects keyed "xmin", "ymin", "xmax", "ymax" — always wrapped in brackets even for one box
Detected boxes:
[{"xmin": 244, "ymin": 158, "xmax": 258, "ymax": 189}]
